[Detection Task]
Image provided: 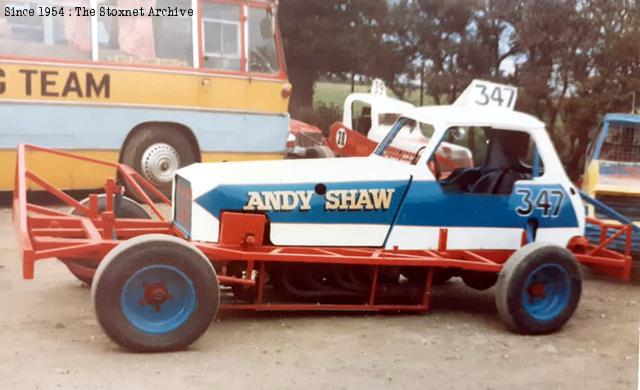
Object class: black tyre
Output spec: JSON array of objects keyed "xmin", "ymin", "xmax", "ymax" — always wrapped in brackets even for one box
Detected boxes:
[
  {"xmin": 121, "ymin": 127, "xmax": 198, "ymax": 199},
  {"xmin": 61, "ymin": 195, "xmax": 150, "ymax": 285},
  {"xmin": 92, "ymin": 234, "xmax": 219, "ymax": 352},
  {"xmin": 496, "ymin": 242, "xmax": 581, "ymax": 334},
  {"xmin": 304, "ymin": 145, "xmax": 334, "ymax": 159},
  {"xmin": 432, "ymin": 269, "xmax": 454, "ymax": 285},
  {"xmin": 461, "ymin": 271, "xmax": 498, "ymax": 291}
]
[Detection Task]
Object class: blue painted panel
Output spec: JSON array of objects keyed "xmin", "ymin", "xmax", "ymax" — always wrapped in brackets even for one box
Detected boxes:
[
  {"xmin": 604, "ymin": 113, "xmax": 640, "ymax": 125},
  {"xmin": 395, "ymin": 182, "xmax": 579, "ymax": 228},
  {"xmin": 0, "ymin": 103, "xmax": 289, "ymax": 153}
]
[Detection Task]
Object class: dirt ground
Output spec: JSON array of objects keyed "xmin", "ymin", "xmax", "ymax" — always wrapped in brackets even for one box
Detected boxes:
[{"xmin": 0, "ymin": 205, "xmax": 638, "ymax": 390}]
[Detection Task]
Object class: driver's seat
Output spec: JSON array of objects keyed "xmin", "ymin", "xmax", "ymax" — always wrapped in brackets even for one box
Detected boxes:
[{"xmin": 470, "ymin": 170, "xmax": 505, "ymax": 194}]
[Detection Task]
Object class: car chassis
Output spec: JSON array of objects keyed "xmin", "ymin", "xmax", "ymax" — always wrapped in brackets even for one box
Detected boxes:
[{"xmin": 13, "ymin": 143, "xmax": 635, "ymax": 351}]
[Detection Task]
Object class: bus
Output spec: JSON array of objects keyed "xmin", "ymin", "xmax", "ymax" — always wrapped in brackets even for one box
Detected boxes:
[{"xmin": 0, "ymin": 0, "xmax": 291, "ymax": 196}]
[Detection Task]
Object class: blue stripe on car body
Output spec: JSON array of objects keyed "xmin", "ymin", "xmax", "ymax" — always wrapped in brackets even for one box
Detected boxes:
[{"xmin": 195, "ymin": 180, "xmax": 579, "ymax": 229}]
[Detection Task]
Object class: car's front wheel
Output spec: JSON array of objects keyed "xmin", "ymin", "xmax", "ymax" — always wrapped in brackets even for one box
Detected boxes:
[
  {"xmin": 92, "ymin": 234, "xmax": 219, "ymax": 352},
  {"xmin": 496, "ymin": 243, "xmax": 581, "ymax": 334}
]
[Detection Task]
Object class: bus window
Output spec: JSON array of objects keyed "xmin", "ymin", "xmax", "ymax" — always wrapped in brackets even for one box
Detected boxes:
[
  {"xmin": 153, "ymin": 0, "xmax": 194, "ymax": 66},
  {"xmin": 0, "ymin": 0, "xmax": 91, "ymax": 60},
  {"xmin": 600, "ymin": 123, "xmax": 640, "ymax": 163},
  {"xmin": 97, "ymin": 0, "xmax": 193, "ymax": 67},
  {"xmin": 202, "ymin": 2, "xmax": 242, "ymax": 71},
  {"xmin": 248, "ymin": 7, "xmax": 279, "ymax": 74}
]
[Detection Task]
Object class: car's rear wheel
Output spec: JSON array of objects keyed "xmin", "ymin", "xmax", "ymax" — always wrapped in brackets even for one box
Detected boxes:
[
  {"xmin": 402, "ymin": 267, "xmax": 454, "ymax": 286},
  {"xmin": 60, "ymin": 195, "xmax": 150, "ymax": 285},
  {"xmin": 121, "ymin": 127, "xmax": 198, "ymax": 199},
  {"xmin": 461, "ymin": 271, "xmax": 498, "ymax": 291}
]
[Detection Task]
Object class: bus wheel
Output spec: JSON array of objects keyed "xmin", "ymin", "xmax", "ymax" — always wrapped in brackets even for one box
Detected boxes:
[
  {"xmin": 496, "ymin": 243, "xmax": 581, "ymax": 334},
  {"xmin": 92, "ymin": 234, "xmax": 219, "ymax": 352},
  {"xmin": 121, "ymin": 127, "xmax": 197, "ymax": 199},
  {"xmin": 60, "ymin": 195, "xmax": 150, "ymax": 285}
]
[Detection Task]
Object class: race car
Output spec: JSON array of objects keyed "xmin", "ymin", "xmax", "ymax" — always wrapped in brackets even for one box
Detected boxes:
[
  {"xmin": 329, "ymin": 79, "xmax": 473, "ymax": 173},
  {"xmin": 16, "ymin": 81, "xmax": 631, "ymax": 352},
  {"xmin": 285, "ymin": 119, "xmax": 333, "ymax": 159}
]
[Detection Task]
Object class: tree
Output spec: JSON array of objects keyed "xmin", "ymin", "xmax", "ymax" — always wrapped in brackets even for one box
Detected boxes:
[
  {"xmin": 279, "ymin": 0, "xmax": 390, "ymax": 116},
  {"xmin": 280, "ymin": 0, "xmax": 639, "ymax": 179}
]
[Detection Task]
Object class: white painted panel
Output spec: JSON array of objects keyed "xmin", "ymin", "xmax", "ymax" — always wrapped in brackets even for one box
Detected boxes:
[
  {"xmin": 190, "ymin": 203, "xmax": 220, "ymax": 242},
  {"xmin": 270, "ymin": 223, "xmax": 389, "ymax": 247}
]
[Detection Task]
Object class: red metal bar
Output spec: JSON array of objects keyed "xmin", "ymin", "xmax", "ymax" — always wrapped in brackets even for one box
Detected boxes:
[
  {"xmin": 588, "ymin": 226, "xmax": 628, "ymax": 256},
  {"xmin": 26, "ymin": 204, "xmax": 69, "ymax": 217},
  {"xmin": 421, "ymin": 268, "xmax": 434, "ymax": 309},
  {"xmin": 22, "ymin": 144, "xmax": 120, "ymax": 168},
  {"xmin": 14, "ymin": 145, "xmax": 34, "ymax": 278},
  {"xmin": 461, "ymin": 251, "xmax": 496, "ymax": 265},
  {"xmin": 438, "ymin": 228, "xmax": 448, "ymax": 252},
  {"xmin": 218, "ymin": 275, "xmax": 256, "ymax": 287},
  {"xmin": 118, "ymin": 169, "xmax": 166, "ymax": 220},
  {"xmin": 128, "ymin": 170, "xmax": 171, "ymax": 206},
  {"xmin": 220, "ymin": 303, "xmax": 430, "ymax": 312},
  {"xmin": 25, "ymin": 171, "xmax": 89, "ymax": 215},
  {"xmin": 80, "ymin": 218, "xmax": 102, "ymax": 242},
  {"xmin": 256, "ymin": 262, "xmax": 267, "ymax": 304}
]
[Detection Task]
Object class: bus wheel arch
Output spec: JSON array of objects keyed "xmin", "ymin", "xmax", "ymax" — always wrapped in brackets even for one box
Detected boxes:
[{"xmin": 120, "ymin": 122, "xmax": 201, "ymax": 198}]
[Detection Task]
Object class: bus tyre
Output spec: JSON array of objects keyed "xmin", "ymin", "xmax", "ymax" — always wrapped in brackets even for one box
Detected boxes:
[
  {"xmin": 496, "ymin": 243, "xmax": 581, "ymax": 334},
  {"xmin": 61, "ymin": 195, "xmax": 150, "ymax": 285},
  {"xmin": 121, "ymin": 127, "xmax": 197, "ymax": 199},
  {"xmin": 92, "ymin": 235, "xmax": 219, "ymax": 352}
]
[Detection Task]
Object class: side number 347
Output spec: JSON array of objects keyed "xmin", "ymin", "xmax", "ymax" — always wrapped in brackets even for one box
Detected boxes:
[{"xmin": 515, "ymin": 189, "xmax": 564, "ymax": 218}]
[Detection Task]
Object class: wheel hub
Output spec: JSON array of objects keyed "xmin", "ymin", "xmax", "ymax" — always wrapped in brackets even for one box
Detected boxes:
[
  {"xmin": 522, "ymin": 264, "xmax": 571, "ymax": 322},
  {"xmin": 528, "ymin": 282, "xmax": 545, "ymax": 298},
  {"xmin": 141, "ymin": 143, "xmax": 181, "ymax": 185},
  {"xmin": 121, "ymin": 265, "xmax": 196, "ymax": 334},
  {"xmin": 141, "ymin": 282, "xmax": 173, "ymax": 312}
]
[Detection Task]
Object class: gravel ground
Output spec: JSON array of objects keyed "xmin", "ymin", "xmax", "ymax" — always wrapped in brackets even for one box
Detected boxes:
[{"xmin": 0, "ymin": 206, "xmax": 638, "ymax": 389}]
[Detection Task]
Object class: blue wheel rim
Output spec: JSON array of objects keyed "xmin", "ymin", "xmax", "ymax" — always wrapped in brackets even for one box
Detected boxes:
[
  {"xmin": 522, "ymin": 264, "xmax": 571, "ymax": 322},
  {"xmin": 121, "ymin": 265, "xmax": 196, "ymax": 334}
]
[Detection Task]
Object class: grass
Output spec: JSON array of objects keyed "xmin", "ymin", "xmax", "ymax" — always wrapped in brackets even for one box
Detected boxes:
[{"xmin": 313, "ymin": 81, "xmax": 434, "ymax": 108}]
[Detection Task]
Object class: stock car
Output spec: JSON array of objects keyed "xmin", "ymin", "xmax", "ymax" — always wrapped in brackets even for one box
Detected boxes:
[
  {"xmin": 143, "ymin": 80, "xmax": 583, "ymax": 349},
  {"xmin": 18, "ymin": 80, "xmax": 605, "ymax": 352}
]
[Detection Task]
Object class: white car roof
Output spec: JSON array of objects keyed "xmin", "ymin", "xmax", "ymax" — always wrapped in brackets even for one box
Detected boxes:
[{"xmin": 405, "ymin": 105, "xmax": 545, "ymax": 132}]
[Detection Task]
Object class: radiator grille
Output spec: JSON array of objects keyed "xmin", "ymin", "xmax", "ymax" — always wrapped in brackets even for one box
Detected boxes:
[
  {"xmin": 173, "ymin": 175, "xmax": 192, "ymax": 237},
  {"xmin": 595, "ymin": 194, "xmax": 640, "ymax": 220}
]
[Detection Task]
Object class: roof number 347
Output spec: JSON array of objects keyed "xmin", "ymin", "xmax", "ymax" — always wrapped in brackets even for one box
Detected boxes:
[
  {"xmin": 515, "ymin": 189, "xmax": 564, "ymax": 218},
  {"xmin": 474, "ymin": 84, "xmax": 516, "ymax": 109}
]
